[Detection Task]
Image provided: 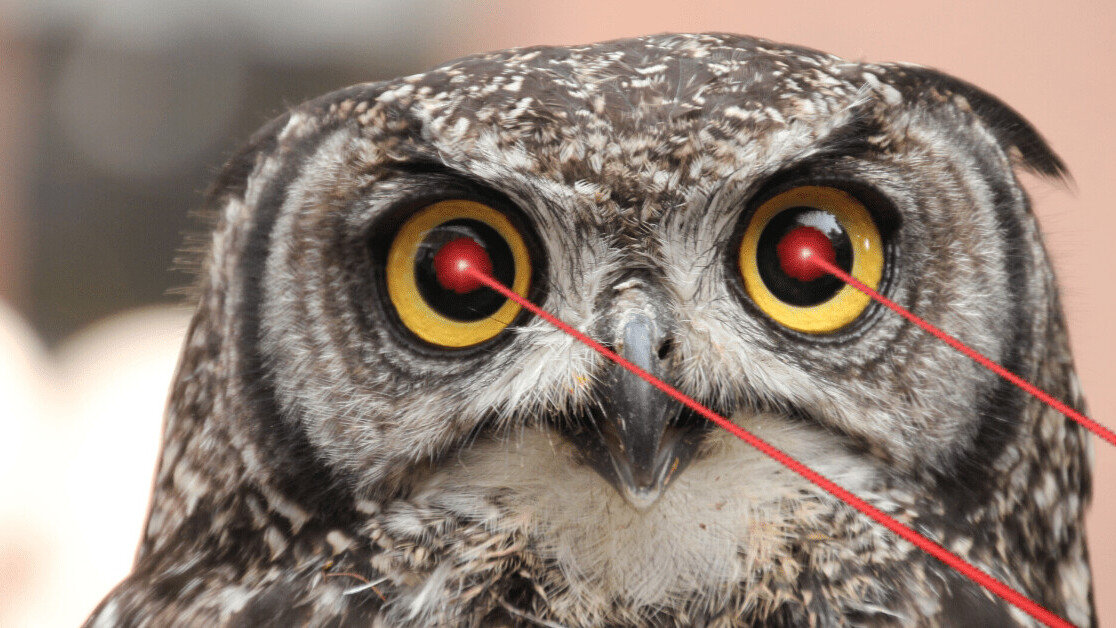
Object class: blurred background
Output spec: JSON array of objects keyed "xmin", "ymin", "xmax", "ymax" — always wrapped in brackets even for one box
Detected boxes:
[{"xmin": 0, "ymin": 0, "xmax": 1112, "ymax": 625}]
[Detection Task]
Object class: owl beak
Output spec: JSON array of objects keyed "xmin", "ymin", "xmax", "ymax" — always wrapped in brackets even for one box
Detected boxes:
[{"xmin": 569, "ymin": 314, "xmax": 706, "ymax": 510}]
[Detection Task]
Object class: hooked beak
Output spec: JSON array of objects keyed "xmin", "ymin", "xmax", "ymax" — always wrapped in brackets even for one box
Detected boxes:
[{"xmin": 565, "ymin": 314, "xmax": 707, "ymax": 510}]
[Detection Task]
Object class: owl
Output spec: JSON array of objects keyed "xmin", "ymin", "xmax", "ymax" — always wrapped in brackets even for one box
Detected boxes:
[{"xmin": 85, "ymin": 33, "xmax": 1093, "ymax": 627}]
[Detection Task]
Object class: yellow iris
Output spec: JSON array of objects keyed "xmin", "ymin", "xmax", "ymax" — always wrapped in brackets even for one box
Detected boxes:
[
  {"xmin": 386, "ymin": 200, "xmax": 532, "ymax": 347},
  {"xmin": 738, "ymin": 186, "xmax": 884, "ymax": 333}
]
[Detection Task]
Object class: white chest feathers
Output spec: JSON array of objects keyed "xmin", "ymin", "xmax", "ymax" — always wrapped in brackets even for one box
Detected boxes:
[{"xmin": 412, "ymin": 412, "xmax": 885, "ymax": 617}]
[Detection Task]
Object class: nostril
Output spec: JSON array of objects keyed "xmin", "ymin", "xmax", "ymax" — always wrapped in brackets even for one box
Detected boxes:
[{"xmin": 657, "ymin": 338, "xmax": 674, "ymax": 361}]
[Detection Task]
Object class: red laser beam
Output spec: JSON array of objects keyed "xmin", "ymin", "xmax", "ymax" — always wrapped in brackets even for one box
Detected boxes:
[
  {"xmin": 462, "ymin": 265, "xmax": 1074, "ymax": 628},
  {"xmin": 807, "ymin": 255, "xmax": 1116, "ymax": 450}
]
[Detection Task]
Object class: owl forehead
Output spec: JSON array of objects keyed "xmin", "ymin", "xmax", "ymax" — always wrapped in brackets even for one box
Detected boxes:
[
  {"xmin": 419, "ymin": 33, "xmax": 858, "ymax": 124},
  {"xmin": 417, "ymin": 35, "xmax": 860, "ymax": 171},
  {"xmin": 339, "ymin": 34, "xmax": 875, "ymax": 229}
]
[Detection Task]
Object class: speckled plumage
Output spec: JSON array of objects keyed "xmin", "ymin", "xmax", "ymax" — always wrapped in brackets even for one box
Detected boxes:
[{"xmin": 86, "ymin": 33, "xmax": 1093, "ymax": 627}]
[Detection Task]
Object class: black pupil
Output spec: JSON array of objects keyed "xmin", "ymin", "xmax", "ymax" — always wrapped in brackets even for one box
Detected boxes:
[
  {"xmin": 414, "ymin": 219, "xmax": 515, "ymax": 321},
  {"xmin": 756, "ymin": 207, "xmax": 853, "ymax": 306}
]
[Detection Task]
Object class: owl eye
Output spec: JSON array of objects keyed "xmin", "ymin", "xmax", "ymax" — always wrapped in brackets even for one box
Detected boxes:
[
  {"xmin": 737, "ymin": 185, "xmax": 884, "ymax": 333},
  {"xmin": 386, "ymin": 199, "xmax": 532, "ymax": 347}
]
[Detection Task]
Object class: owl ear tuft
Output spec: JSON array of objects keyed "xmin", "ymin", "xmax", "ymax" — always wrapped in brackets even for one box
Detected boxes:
[{"xmin": 885, "ymin": 65, "xmax": 1070, "ymax": 182}]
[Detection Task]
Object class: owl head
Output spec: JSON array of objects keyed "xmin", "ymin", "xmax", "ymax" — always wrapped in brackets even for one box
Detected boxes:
[{"xmin": 90, "ymin": 33, "xmax": 1091, "ymax": 626}]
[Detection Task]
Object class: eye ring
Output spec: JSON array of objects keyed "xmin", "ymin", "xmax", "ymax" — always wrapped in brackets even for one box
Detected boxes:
[
  {"xmin": 738, "ymin": 185, "xmax": 884, "ymax": 334},
  {"xmin": 386, "ymin": 199, "xmax": 532, "ymax": 348}
]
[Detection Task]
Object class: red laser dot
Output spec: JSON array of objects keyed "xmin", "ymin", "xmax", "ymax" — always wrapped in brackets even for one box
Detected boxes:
[
  {"xmin": 433, "ymin": 237, "xmax": 492, "ymax": 294},
  {"xmin": 777, "ymin": 225, "xmax": 835, "ymax": 282}
]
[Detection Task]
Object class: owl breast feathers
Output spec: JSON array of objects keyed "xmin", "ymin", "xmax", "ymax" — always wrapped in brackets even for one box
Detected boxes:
[{"xmin": 86, "ymin": 33, "xmax": 1092, "ymax": 627}]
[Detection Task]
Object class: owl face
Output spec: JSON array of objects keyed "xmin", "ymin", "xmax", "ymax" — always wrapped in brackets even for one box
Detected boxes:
[
  {"xmin": 259, "ymin": 35, "xmax": 1052, "ymax": 502},
  {"xmin": 92, "ymin": 33, "xmax": 1090, "ymax": 627}
]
